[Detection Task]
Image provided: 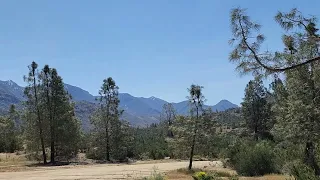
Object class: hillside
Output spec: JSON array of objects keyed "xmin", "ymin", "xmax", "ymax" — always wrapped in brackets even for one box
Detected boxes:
[{"xmin": 0, "ymin": 80, "xmax": 238, "ymax": 130}]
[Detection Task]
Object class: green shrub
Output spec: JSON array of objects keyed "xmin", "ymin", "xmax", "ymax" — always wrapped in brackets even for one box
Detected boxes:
[
  {"xmin": 289, "ymin": 162, "xmax": 319, "ymax": 180},
  {"xmin": 273, "ymin": 141, "xmax": 305, "ymax": 173},
  {"xmin": 150, "ymin": 149, "xmax": 168, "ymax": 160},
  {"xmin": 192, "ymin": 171, "xmax": 222, "ymax": 180},
  {"xmin": 85, "ymin": 148, "xmax": 105, "ymax": 160},
  {"xmin": 138, "ymin": 152, "xmax": 151, "ymax": 160},
  {"xmin": 225, "ymin": 137, "xmax": 255, "ymax": 168},
  {"xmin": 232, "ymin": 141, "xmax": 278, "ymax": 176}
]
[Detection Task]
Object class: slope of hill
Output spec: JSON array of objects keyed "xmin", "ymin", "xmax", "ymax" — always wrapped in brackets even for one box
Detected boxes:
[
  {"xmin": 139, "ymin": 96, "xmax": 168, "ymax": 112},
  {"xmin": 118, "ymin": 93, "xmax": 161, "ymax": 116},
  {"xmin": 0, "ymin": 80, "xmax": 25, "ymax": 113},
  {"xmin": 65, "ymin": 84, "xmax": 95, "ymax": 102},
  {"xmin": 0, "ymin": 80, "xmax": 239, "ymax": 130},
  {"xmin": 0, "ymin": 80, "xmax": 24, "ymax": 100}
]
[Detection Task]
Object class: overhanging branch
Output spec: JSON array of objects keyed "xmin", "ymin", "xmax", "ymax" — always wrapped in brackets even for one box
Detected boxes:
[{"xmin": 238, "ymin": 18, "xmax": 320, "ymax": 72}]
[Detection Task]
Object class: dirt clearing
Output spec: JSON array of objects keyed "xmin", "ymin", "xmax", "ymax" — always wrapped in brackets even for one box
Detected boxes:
[{"xmin": 0, "ymin": 161, "xmax": 214, "ymax": 180}]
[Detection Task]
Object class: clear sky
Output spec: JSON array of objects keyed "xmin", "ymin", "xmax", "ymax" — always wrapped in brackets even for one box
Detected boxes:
[{"xmin": 0, "ymin": 0, "xmax": 319, "ymax": 105}]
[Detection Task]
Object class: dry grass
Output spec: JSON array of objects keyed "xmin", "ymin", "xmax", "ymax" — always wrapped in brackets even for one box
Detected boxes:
[
  {"xmin": 239, "ymin": 175, "xmax": 293, "ymax": 180},
  {"xmin": 0, "ymin": 153, "xmax": 29, "ymax": 165},
  {"xmin": 0, "ymin": 153, "xmax": 36, "ymax": 172},
  {"xmin": 175, "ymin": 166, "xmax": 236, "ymax": 176},
  {"xmin": 166, "ymin": 168, "xmax": 292, "ymax": 180},
  {"xmin": 166, "ymin": 170, "xmax": 193, "ymax": 180}
]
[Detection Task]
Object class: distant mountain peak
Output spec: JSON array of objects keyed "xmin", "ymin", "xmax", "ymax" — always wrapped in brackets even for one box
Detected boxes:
[
  {"xmin": 216, "ymin": 99, "xmax": 236, "ymax": 104},
  {"xmin": 217, "ymin": 99, "xmax": 231, "ymax": 103},
  {"xmin": 149, "ymin": 96, "xmax": 157, "ymax": 100},
  {"xmin": 212, "ymin": 99, "xmax": 238, "ymax": 111},
  {"xmin": 1, "ymin": 80, "xmax": 18, "ymax": 87},
  {"xmin": 6, "ymin": 80, "xmax": 15, "ymax": 86}
]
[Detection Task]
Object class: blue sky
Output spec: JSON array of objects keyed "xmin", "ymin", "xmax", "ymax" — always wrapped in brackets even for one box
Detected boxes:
[{"xmin": 0, "ymin": 0, "xmax": 319, "ymax": 105}]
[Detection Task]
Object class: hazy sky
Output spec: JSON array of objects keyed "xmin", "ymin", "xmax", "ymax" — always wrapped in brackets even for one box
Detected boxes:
[{"xmin": 0, "ymin": 0, "xmax": 319, "ymax": 105}]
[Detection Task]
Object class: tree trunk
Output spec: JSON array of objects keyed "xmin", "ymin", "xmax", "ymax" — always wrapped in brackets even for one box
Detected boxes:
[
  {"xmin": 50, "ymin": 131, "xmax": 55, "ymax": 164},
  {"xmin": 188, "ymin": 107, "xmax": 199, "ymax": 170},
  {"xmin": 105, "ymin": 123, "xmax": 110, "ymax": 161},
  {"xmin": 188, "ymin": 133, "xmax": 196, "ymax": 170},
  {"xmin": 33, "ymin": 71, "xmax": 47, "ymax": 164},
  {"xmin": 305, "ymin": 141, "xmax": 320, "ymax": 176},
  {"xmin": 45, "ymin": 74, "xmax": 55, "ymax": 164},
  {"xmin": 168, "ymin": 120, "xmax": 174, "ymax": 138},
  {"xmin": 39, "ymin": 128, "xmax": 47, "ymax": 164}
]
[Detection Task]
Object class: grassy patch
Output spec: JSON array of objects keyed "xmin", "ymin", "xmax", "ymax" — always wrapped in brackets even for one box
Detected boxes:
[
  {"xmin": 212, "ymin": 170, "xmax": 232, "ymax": 177},
  {"xmin": 177, "ymin": 168, "xmax": 203, "ymax": 174},
  {"xmin": 0, "ymin": 153, "xmax": 29, "ymax": 165},
  {"xmin": 238, "ymin": 174, "xmax": 292, "ymax": 180},
  {"xmin": 167, "ymin": 168, "xmax": 290, "ymax": 180}
]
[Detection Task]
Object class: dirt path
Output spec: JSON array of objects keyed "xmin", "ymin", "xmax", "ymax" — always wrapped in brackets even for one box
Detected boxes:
[{"xmin": 0, "ymin": 161, "xmax": 217, "ymax": 180}]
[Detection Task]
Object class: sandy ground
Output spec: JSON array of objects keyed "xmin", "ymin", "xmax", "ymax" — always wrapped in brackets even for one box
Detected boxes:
[{"xmin": 0, "ymin": 161, "xmax": 216, "ymax": 180}]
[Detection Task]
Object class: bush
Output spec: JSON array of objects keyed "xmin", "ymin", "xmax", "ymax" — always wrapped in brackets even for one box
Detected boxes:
[
  {"xmin": 232, "ymin": 141, "xmax": 278, "ymax": 176},
  {"xmin": 138, "ymin": 152, "xmax": 151, "ymax": 160},
  {"xmin": 273, "ymin": 141, "xmax": 305, "ymax": 173},
  {"xmin": 289, "ymin": 162, "xmax": 319, "ymax": 180},
  {"xmin": 192, "ymin": 171, "xmax": 224, "ymax": 180},
  {"xmin": 85, "ymin": 148, "xmax": 105, "ymax": 160},
  {"xmin": 224, "ymin": 137, "xmax": 255, "ymax": 168}
]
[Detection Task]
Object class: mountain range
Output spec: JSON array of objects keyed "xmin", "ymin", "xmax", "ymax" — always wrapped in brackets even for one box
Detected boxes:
[{"xmin": 0, "ymin": 80, "xmax": 238, "ymax": 130}]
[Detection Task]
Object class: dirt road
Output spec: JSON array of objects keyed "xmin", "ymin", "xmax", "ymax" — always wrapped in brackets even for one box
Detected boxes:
[{"xmin": 0, "ymin": 161, "xmax": 217, "ymax": 180}]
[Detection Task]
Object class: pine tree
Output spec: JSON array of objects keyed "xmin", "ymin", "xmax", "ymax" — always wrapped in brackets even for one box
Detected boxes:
[
  {"xmin": 23, "ymin": 61, "xmax": 47, "ymax": 164},
  {"xmin": 241, "ymin": 78, "xmax": 273, "ymax": 140},
  {"xmin": 49, "ymin": 68, "xmax": 81, "ymax": 161},
  {"xmin": 170, "ymin": 107, "xmax": 217, "ymax": 163},
  {"xmin": 23, "ymin": 63, "xmax": 81, "ymax": 163},
  {"xmin": 272, "ymin": 60, "xmax": 320, "ymax": 175},
  {"xmin": 187, "ymin": 84, "xmax": 205, "ymax": 170},
  {"xmin": 40, "ymin": 65, "xmax": 55, "ymax": 163},
  {"xmin": 90, "ymin": 77, "xmax": 127, "ymax": 161},
  {"xmin": 271, "ymin": 19, "xmax": 320, "ymax": 174}
]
